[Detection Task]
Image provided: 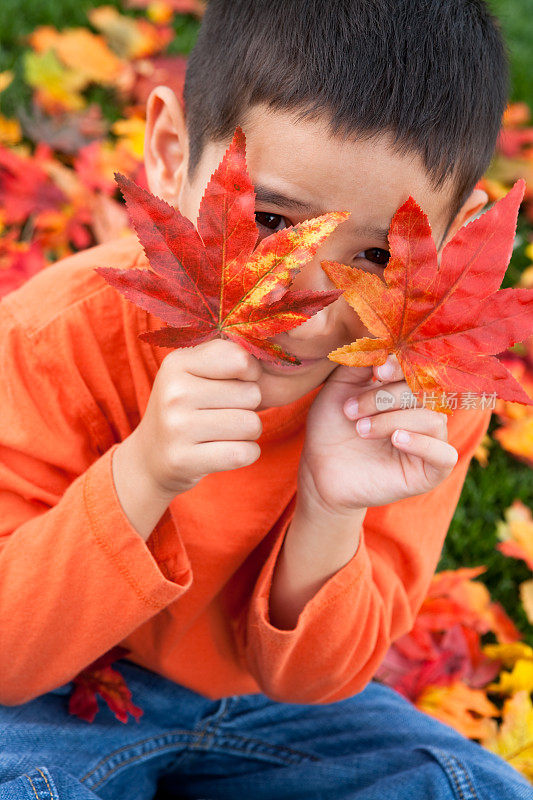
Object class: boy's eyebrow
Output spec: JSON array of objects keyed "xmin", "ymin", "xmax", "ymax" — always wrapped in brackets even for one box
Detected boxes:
[
  {"xmin": 254, "ymin": 184, "xmax": 390, "ymax": 242},
  {"xmin": 254, "ymin": 184, "xmax": 323, "ymax": 215}
]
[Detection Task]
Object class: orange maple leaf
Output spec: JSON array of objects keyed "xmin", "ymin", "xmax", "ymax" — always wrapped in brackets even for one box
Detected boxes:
[
  {"xmin": 496, "ymin": 499, "xmax": 533, "ymax": 570},
  {"xmin": 417, "ymin": 681, "xmax": 500, "ymax": 740},
  {"xmin": 481, "ymin": 690, "xmax": 533, "ymax": 783},
  {"xmin": 322, "ymin": 181, "xmax": 533, "ymax": 413}
]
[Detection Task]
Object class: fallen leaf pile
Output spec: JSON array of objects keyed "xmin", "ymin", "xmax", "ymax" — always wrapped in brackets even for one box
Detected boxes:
[
  {"xmin": 0, "ymin": 3, "xmax": 189, "ymax": 284},
  {"xmin": 374, "ymin": 566, "xmax": 521, "ymax": 739}
]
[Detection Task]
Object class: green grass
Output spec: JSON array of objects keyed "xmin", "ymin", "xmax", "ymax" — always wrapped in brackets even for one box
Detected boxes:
[
  {"xmin": 490, "ymin": 0, "xmax": 533, "ymax": 107},
  {"xmin": 439, "ymin": 418, "xmax": 533, "ymax": 642}
]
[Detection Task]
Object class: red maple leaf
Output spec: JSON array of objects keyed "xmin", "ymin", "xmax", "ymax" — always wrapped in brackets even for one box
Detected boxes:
[
  {"xmin": 130, "ymin": 55, "xmax": 187, "ymax": 108},
  {"xmin": 322, "ymin": 180, "xmax": 533, "ymax": 411},
  {"xmin": 94, "ymin": 127, "xmax": 347, "ymax": 365},
  {"xmin": 68, "ymin": 646, "xmax": 143, "ymax": 724},
  {"xmin": 0, "ymin": 231, "xmax": 47, "ymax": 298},
  {"xmin": 0, "ymin": 143, "xmax": 66, "ymax": 226},
  {"xmin": 387, "ymin": 624, "xmax": 502, "ymax": 703}
]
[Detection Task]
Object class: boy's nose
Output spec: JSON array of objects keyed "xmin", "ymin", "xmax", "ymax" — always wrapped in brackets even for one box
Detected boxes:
[
  {"xmin": 290, "ymin": 254, "xmax": 338, "ymax": 294},
  {"xmin": 287, "ymin": 302, "xmax": 336, "ymax": 340},
  {"xmin": 286, "ymin": 257, "xmax": 340, "ymax": 340}
]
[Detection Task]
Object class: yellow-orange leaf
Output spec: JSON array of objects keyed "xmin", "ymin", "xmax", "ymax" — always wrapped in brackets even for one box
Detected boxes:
[
  {"xmin": 146, "ymin": 1, "xmax": 174, "ymax": 24},
  {"xmin": 126, "ymin": 0, "xmax": 205, "ymax": 17},
  {"xmin": 473, "ymin": 433, "xmax": 492, "ymax": 467},
  {"xmin": 503, "ymin": 102, "xmax": 531, "ymax": 128},
  {"xmin": 493, "ymin": 351, "xmax": 533, "ymax": 465},
  {"xmin": 520, "ymin": 265, "xmax": 533, "ymax": 288},
  {"xmin": 88, "ymin": 6, "xmax": 172, "ymax": 60},
  {"xmin": 0, "ymin": 115, "xmax": 22, "ymax": 146},
  {"xmin": 423, "ymin": 567, "xmax": 520, "ymax": 643},
  {"xmin": 486, "ymin": 156, "xmax": 533, "ymax": 203},
  {"xmin": 0, "ymin": 71, "xmax": 14, "ymax": 93},
  {"xmin": 496, "ymin": 499, "xmax": 533, "ymax": 570},
  {"xmin": 416, "ymin": 681, "xmax": 499, "ymax": 740},
  {"xmin": 494, "ymin": 417, "xmax": 533, "ymax": 467},
  {"xmin": 481, "ymin": 691, "xmax": 533, "ymax": 783},
  {"xmin": 111, "ymin": 116, "xmax": 146, "ymax": 159},
  {"xmin": 483, "ymin": 642, "xmax": 533, "ymax": 668},
  {"xmin": 520, "ymin": 580, "xmax": 533, "ymax": 626},
  {"xmin": 28, "ymin": 26, "xmax": 126, "ymax": 85},
  {"xmin": 488, "ymin": 661, "xmax": 533, "ymax": 695},
  {"xmin": 495, "ymin": 355, "xmax": 533, "ymax": 422},
  {"xmin": 24, "ymin": 50, "xmax": 87, "ymax": 113}
]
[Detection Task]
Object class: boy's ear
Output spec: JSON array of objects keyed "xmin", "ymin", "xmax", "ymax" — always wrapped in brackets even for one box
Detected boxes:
[
  {"xmin": 144, "ymin": 85, "xmax": 189, "ymax": 207},
  {"xmin": 438, "ymin": 187, "xmax": 489, "ymax": 250}
]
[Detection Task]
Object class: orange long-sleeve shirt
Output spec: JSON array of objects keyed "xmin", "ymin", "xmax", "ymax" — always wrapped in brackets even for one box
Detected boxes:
[{"xmin": 0, "ymin": 233, "xmax": 492, "ymax": 706}]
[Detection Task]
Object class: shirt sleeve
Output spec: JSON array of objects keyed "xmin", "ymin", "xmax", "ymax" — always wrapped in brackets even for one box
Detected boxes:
[
  {"xmin": 0, "ymin": 303, "xmax": 192, "ymax": 706},
  {"xmin": 230, "ymin": 404, "xmax": 492, "ymax": 704}
]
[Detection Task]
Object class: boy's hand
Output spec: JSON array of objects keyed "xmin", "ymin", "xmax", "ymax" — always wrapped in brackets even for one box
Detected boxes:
[
  {"xmin": 297, "ymin": 355, "xmax": 459, "ymax": 520},
  {"xmin": 129, "ymin": 339, "xmax": 263, "ymax": 498}
]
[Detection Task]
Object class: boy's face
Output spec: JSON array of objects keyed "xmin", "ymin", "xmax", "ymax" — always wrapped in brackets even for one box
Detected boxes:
[{"xmin": 145, "ymin": 91, "xmax": 487, "ymax": 410}]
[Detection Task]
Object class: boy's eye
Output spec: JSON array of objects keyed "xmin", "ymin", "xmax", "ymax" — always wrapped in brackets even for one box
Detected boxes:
[
  {"xmin": 253, "ymin": 216, "xmax": 390, "ymax": 270},
  {"xmin": 255, "ymin": 212, "xmax": 288, "ymax": 232},
  {"xmin": 355, "ymin": 248, "xmax": 390, "ymax": 267}
]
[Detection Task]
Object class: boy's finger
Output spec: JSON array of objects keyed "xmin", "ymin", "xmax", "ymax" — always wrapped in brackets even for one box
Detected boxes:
[
  {"xmin": 354, "ymin": 407, "xmax": 449, "ymax": 442},
  {"xmin": 171, "ymin": 338, "xmax": 262, "ymax": 382},
  {"xmin": 189, "ymin": 409, "xmax": 263, "ymax": 442},
  {"xmin": 187, "ymin": 375, "xmax": 262, "ymax": 410},
  {"xmin": 344, "ymin": 380, "xmax": 420, "ymax": 420},
  {"xmin": 326, "ymin": 363, "xmax": 374, "ymax": 388},
  {"xmin": 391, "ymin": 430, "xmax": 459, "ymax": 476},
  {"xmin": 373, "ymin": 354, "xmax": 404, "ymax": 383},
  {"xmin": 194, "ymin": 440, "xmax": 261, "ymax": 472}
]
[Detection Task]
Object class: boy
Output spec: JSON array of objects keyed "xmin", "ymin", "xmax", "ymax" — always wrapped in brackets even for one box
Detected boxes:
[{"xmin": 0, "ymin": 0, "xmax": 531, "ymax": 798}]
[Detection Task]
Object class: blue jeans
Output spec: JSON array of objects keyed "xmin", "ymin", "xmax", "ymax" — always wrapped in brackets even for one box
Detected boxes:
[{"xmin": 0, "ymin": 659, "xmax": 531, "ymax": 799}]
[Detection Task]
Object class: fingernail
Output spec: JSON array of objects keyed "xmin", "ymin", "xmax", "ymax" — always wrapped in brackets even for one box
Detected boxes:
[
  {"xmin": 344, "ymin": 398, "xmax": 358, "ymax": 419},
  {"xmin": 377, "ymin": 359, "xmax": 394, "ymax": 380},
  {"xmin": 356, "ymin": 417, "xmax": 371, "ymax": 435},
  {"xmin": 393, "ymin": 429, "xmax": 410, "ymax": 444}
]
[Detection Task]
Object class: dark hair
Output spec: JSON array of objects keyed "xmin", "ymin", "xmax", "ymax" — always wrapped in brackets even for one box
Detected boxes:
[{"xmin": 183, "ymin": 0, "xmax": 509, "ymax": 222}]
